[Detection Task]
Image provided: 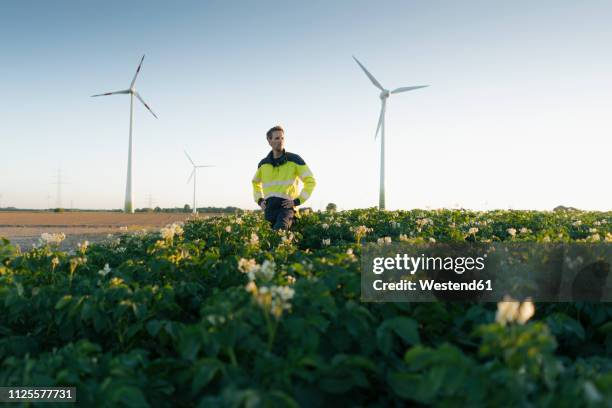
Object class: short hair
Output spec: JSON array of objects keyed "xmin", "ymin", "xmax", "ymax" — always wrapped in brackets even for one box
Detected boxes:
[{"xmin": 266, "ymin": 125, "xmax": 284, "ymax": 139}]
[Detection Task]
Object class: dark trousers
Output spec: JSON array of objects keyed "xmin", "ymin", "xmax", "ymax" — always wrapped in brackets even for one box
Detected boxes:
[{"xmin": 264, "ymin": 197, "xmax": 295, "ymax": 230}]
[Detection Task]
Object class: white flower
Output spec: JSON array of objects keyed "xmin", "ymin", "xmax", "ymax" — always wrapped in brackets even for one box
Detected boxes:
[
  {"xmin": 468, "ymin": 227, "xmax": 479, "ymax": 235},
  {"xmin": 587, "ymin": 233, "xmax": 601, "ymax": 242},
  {"xmin": 429, "ymin": 237, "xmax": 436, "ymax": 243},
  {"xmin": 399, "ymin": 234, "xmax": 409, "ymax": 242},
  {"xmin": 384, "ymin": 236, "xmax": 392, "ymax": 244},
  {"xmin": 225, "ymin": 225, "xmax": 232, "ymax": 233},
  {"xmin": 321, "ymin": 223, "xmax": 329, "ymax": 230},
  {"xmin": 542, "ymin": 236, "xmax": 551, "ymax": 243},
  {"xmin": 245, "ymin": 281, "xmax": 257, "ymax": 294},
  {"xmin": 238, "ymin": 258, "xmax": 258, "ymax": 274},
  {"xmin": 353, "ymin": 225, "xmax": 371, "ymax": 235},
  {"xmin": 249, "ymin": 232, "xmax": 259, "ymax": 246},
  {"xmin": 589, "ymin": 228, "xmax": 598, "ymax": 233},
  {"xmin": 98, "ymin": 263, "xmax": 111, "ymax": 277},
  {"xmin": 39, "ymin": 232, "xmax": 66, "ymax": 246},
  {"xmin": 572, "ymin": 220, "xmax": 582, "ymax": 227},
  {"xmin": 517, "ymin": 301, "xmax": 535, "ymax": 324},
  {"xmin": 235, "ymin": 218, "xmax": 243, "ymax": 225},
  {"xmin": 280, "ymin": 231, "xmax": 295, "ymax": 244},
  {"xmin": 507, "ymin": 228, "xmax": 517, "ymax": 237},
  {"xmin": 287, "ymin": 276, "xmax": 296, "ymax": 285},
  {"xmin": 346, "ymin": 248, "xmax": 354, "ymax": 255},
  {"xmin": 519, "ymin": 227, "xmax": 530, "ymax": 234},
  {"xmin": 322, "ymin": 238, "xmax": 331, "ymax": 246},
  {"xmin": 77, "ymin": 240, "xmax": 89, "ymax": 252},
  {"xmin": 160, "ymin": 222, "xmax": 184, "ymax": 240},
  {"xmin": 496, "ymin": 298, "xmax": 520, "ymax": 326},
  {"xmin": 51, "ymin": 257, "xmax": 59, "ymax": 268},
  {"xmin": 496, "ymin": 296, "xmax": 535, "ymax": 325},
  {"xmin": 259, "ymin": 260, "xmax": 276, "ymax": 281}
]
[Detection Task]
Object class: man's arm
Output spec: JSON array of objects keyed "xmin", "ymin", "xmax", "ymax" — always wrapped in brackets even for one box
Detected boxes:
[
  {"xmin": 295, "ymin": 162, "xmax": 316, "ymax": 205},
  {"xmin": 252, "ymin": 166, "xmax": 265, "ymax": 206}
]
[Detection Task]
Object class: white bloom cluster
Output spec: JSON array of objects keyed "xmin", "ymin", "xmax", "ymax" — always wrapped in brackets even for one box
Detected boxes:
[
  {"xmin": 160, "ymin": 222, "xmax": 184, "ymax": 240},
  {"xmin": 389, "ymin": 221, "xmax": 400, "ymax": 229},
  {"xmin": 429, "ymin": 237, "xmax": 436, "ymax": 243},
  {"xmin": 377, "ymin": 236, "xmax": 392, "ymax": 245},
  {"xmin": 245, "ymin": 281, "xmax": 295, "ymax": 319},
  {"xmin": 587, "ymin": 233, "xmax": 601, "ymax": 242},
  {"xmin": 399, "ymin": 234, "xmax": 409, "ymax": 242},
  {"xmin": 496, "ymin": 297, "xmax": 535, "ymax": 326},
  {"xmin": 321, "ymin": 223, "xmax": 329, "ymax": 230},
  {"xmin": 507, "ymin": 228, "xmax": 517, "ymax": 237},
  {"xmin": 98, "ymin": 263, "xmax": 111, "ymax": 277},
  {"xmin": 322, "ymin": 238, "xmax": 331, "ymax": 246},
  {"xmin": 77, "ymin": 240, "xmax": 89, "ymax": 253},
  {"xmin": 39, "ymin": 232, "xmax": 66, "ymax": 246},
  {"xmin": 249, "ymin": 232, "xmax": 259, "ymax": 246},
  {"xmin": 572, "ymin": 220, "xmax": 582, "ymax": 227},
  {"xmin": 565, "ymin": 256, "xmax": 584, "ymax": 270},
  {"xmin": 225, "ymin": 225, "xmax": 232, "ymax": 233},
  {"xmin": 351, "ymin": 225, "xmax": 373, "ymax": 235},
  {"xmin": 238, "ymin": 258, "xmax": 276, "ymax": 282},
  {"xmin": 51, "ymin": 256, "xmax": 60, "ymax": 269},
  {"xmin": 468, "ymin": 227, "xmax": 479, "ymax": 235},
  {"xmin": 519, "ymin": 227, "xmax": 531, "ymax": 234}
]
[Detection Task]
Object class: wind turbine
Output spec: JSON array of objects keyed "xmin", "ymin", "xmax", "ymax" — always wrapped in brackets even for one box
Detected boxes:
[
  {"xmin": 184, "ymin": 151, "xmax": 214, "ymax": 214},
  {"xmin": 91, "ymin": 55, "xmax": 158, "ymax": 213},
  {"xmin": 353, "ymin": 56, "xmax": 428, "ymax": 210}
]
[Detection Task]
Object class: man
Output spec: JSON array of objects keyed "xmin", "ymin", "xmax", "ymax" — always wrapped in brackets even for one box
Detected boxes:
[{"xmin": 252, "ymin": 125, "xmax": 316, "ymax": 230}]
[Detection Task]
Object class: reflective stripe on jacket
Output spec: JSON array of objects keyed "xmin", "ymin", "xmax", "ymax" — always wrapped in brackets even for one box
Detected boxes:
[{"xmin": 252, "ymin": 150, "xmax": 316, "ymax": 205}]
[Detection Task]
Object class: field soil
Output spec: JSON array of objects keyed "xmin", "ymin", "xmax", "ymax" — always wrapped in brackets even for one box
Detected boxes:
[{"xmin": 0, "ymin": 211, "xmax": 221, "ymax": 250}]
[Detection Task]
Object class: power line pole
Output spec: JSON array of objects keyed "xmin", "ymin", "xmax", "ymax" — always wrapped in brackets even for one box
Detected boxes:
[
  {"xmin": 147, "ymin": 193, "xmax": 154, "ymax": 209},
  {"xmin": 51, "ymin": 169, "xmax": 68, "ymax": 209}
]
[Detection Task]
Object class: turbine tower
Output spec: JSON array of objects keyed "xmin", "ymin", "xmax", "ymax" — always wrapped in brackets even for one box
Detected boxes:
[
  {"xmin": 184, "ymin": 151, "xmax": 214, "ymax": 214},
  {"xmin": 353, "ymin": 56, "xmax": 428, "ymax": 210},
  {"xmin": 91, "ymin": 55, "xmax": 158, "ymax": 213}
]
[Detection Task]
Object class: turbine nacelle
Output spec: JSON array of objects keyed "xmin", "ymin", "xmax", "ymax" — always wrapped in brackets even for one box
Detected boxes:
[{"xmin": 379, "ymin": 90, "xmax": 390, "ymax": 100}]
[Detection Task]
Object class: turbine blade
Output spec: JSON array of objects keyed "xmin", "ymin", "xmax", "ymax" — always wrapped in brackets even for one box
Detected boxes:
[
  {"xmin": 187, "ymin": 169, "xmax": 195, "ymax": 184},
  {"xmin": 196, "ymin": 165, "xmax": 215, "ymax": 168},
  {"xmin": 352, "ymin": 56, "xmax": 384, "ymax": 91},
  {"xmin": 130, "ymin": 55, "xmax": 145, "ymax": 88},
  {"xmin": 375, "ymin": 99, "xmax": 386, "ymax": 139},
  {"xmin": 391, "ymin": 85, "xmax": 429, "ymax": 94},
  {"xmin": 184, "ymin": 150, "xmax": 195, "ymax": 166},
  {"xmin": 91, "ymin": 89, "xmax": 130, "ymax": 97},
  {"xmin": 135, "ymin": 92, "xmax": 158, "ymax": 119}
]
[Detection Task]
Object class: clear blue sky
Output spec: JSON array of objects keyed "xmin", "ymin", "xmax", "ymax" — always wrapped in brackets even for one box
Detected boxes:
[{"xmin": 1, "ymin": 0, "xmax": 610, "ymax": 211}]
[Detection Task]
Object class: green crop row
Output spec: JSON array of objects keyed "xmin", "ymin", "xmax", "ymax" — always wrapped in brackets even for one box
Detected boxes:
[{"xmin": 0, "ymin": 208, "xmax": 611, "ymax": 407}]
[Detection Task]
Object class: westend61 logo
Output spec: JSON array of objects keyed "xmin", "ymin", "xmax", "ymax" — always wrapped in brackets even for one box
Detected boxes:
[
  {"xmin": 372, "ymin": 253, "xmax": 487, "ymax": 275},
  {"xmin": 361, "ymin": 242, "xmax": 612, "ymax": 302}
]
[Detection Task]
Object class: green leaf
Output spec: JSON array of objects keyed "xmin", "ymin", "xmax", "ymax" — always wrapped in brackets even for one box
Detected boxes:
[
  {"xmin": 377, "ymin": 317, "xmax": 420, "ymax": 355},
  {"xmin": 191, "ymin": 358, "xmax": 223, "ymax": 393},
  {"xmin": 146, "ymin": 320, "xmax": 163, "ymax": 337},
  {"xmin": 55, "ymin": 295, "xmax": 72, "ymax": 310}
]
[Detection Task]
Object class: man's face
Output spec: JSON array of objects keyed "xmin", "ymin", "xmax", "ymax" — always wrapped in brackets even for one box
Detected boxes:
[{"xmin": 268, "ymin": 130, "xmax": 285, "ymax": 152}]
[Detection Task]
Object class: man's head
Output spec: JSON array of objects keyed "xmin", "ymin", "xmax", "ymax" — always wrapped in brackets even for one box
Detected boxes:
[{"xmin": 266, "ymin": 125, "xmax": 285, "ymax": 153}]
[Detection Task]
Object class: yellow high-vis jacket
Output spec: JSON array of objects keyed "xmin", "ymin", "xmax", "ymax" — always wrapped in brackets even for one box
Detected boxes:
[{"xmin": 252, "ymin": 150, "xmax": 316, "ymax": 206}]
